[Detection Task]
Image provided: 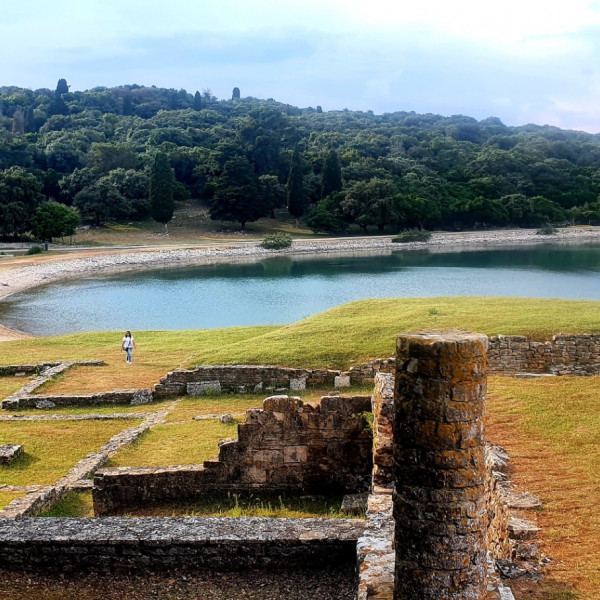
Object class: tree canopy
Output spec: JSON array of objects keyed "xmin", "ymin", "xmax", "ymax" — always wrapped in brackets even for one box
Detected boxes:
[{"xmin": 2, "ymin": 80, "xmax": 600, "ymax": 238}]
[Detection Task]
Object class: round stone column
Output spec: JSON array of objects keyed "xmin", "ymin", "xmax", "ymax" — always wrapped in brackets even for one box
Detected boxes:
[{"xmin": 393, "ymin": 330, "xmax": 489, "ymax": 600}]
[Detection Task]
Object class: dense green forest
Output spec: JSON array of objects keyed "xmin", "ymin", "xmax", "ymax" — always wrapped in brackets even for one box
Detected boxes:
[{"xmin": 2, "ymin": 79, "xmax": 600, "ymax": 239}]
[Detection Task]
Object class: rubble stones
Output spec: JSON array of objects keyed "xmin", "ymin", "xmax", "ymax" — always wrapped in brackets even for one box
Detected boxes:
[
  {"xmin": 508, "ymin": 517, "xmax": 541, "ymax": 541},
  {"xmin": 187, "ymin": 381, "xmax": 222, "ymax": 396},
  {"xmin": 0, "ymin": 445, "xmax": 23, "ymax": 465}
]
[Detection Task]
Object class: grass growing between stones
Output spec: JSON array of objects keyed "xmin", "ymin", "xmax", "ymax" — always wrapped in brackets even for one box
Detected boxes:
[
  {"xmin": 41, "ymin": 490, "xmax": 357, "ymax": 519},
  {"xmin": 0, "ymin": 419, "xmax": 141, "ymax": 486},
  {"xmin": 0, "ymin": 491, "xmax": 24, "ymax": 510},
  {"xmin": 39, "ymin": 490, "xmax": 94, "ymax": 517},
  {"xmin": 106, "ymin": 419, "xmax": 239, "ymax": 468},
  {"xmin": 486, "ymin": 376, "xmax": 600, "ymax": 600},
  {"xmin": 0, "ymin": 376, "xmax": 32, "ymax": 400}
]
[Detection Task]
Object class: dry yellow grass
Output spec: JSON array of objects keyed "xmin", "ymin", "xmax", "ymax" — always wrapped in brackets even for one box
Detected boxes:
[
  {"xmin": 106, "ymin": 419, "xmax": 239, "ymax": 468},
  {"xmin": 0, "ymin": 419, "xmax": 141, "ymax": 486},
  {"xmin": 487, "ymin": 376, "xmax": 600, "ymax": 599},
  {"xmin": 0, "ymin": 376, "xmax": 31, "ymax": 400},
  {"xmin": 0, "ymin": 491, "xmax": 24, "ymax": 510}
]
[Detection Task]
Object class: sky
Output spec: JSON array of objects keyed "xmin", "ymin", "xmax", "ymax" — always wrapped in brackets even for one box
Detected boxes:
[{"xmin": 3, "ymin": 0, "xmax": 600, "ymax": 132}]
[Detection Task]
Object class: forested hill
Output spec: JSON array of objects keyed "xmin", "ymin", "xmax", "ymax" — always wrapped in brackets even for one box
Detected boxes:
[{"xmin": 2, "ymin": 80, "xmax": 600, "ymax": 238}]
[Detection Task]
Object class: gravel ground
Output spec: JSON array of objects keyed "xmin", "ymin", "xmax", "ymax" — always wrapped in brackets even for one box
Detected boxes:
[{"xmin": 0, "ymin": 566, "xmax": 357, "ymax": 600}]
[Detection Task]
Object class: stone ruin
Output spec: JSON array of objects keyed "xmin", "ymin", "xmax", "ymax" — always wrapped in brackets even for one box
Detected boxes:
[{"xmin": 0, "ymin": 330, "xmax": 549, "ymax": 599}]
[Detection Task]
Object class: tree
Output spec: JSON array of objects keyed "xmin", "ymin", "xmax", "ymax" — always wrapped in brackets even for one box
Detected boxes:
[
  {"xmin": 0, "ymin": 167, "xmax": 44, "ymax": 237},
  {"xmin": 232, "ymin": 87, "xmax": 241, "ymax": 100},
  {"xmin": 31, "ymin": 202, "xmax": 80, "ymax": 242},
  {"xmin": 193, "ymin": 91, "xmax": 203, "ymax": 111},
  {"xmin": 321, "ymin": 149, "xmax": 342, "ymax": 199},
  {"xmin": 56, "ymin": 79, "xmax": 69, "ymax": 96},
  {"xmin": 150, "ymin": 152, "xmax": 175, "ymax": 233},
  {"xmin": 258, "ymin": 175, "xmax": 286, "ymax": 218},
  {"xmin": 209, "ymin": 155, "xmax": 265, "ymax": 230},
  {"xmin": 12, "ymin": 110, "xmax": 24, "ymax": 135},
  {"xmin": 305, "ymin": 193, "xmax": 347, "ymax": 233},
  {"xmin": 287, "ymin": 147, "xmax": 305, "ymax": 226}
]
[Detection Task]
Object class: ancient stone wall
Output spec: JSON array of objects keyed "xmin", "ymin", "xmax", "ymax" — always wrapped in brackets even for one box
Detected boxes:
[
  {"xmin": 350, "ymin": 333, "xmax": 600, "ymax": 378},
  {"xmin": 0, "ymin": 363, "xmax": 60, "ymax": 376},
  {"xmin": 0, "ymin": 517, "xmax": 363, "ymax": 571},
  {"xmin": 93, "ymin": 394, "xmax": 373, "ymax": 515},
  {"xmin": 371, "ymin": 372, "xmax": 394, "ymax": 489},
  {"xmin": 3, "ymin": 388, "xmax": 152, "ymax": 410},
  {"xmin": 154, "ymin": 365, "xmax": 342, "ymax": 397}
]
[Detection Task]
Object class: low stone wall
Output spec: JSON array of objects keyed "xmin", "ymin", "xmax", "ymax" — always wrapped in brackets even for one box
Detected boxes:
[
  {"xmin": 488, "ymin": 333, "xmax": 600, "ymax": 375},
  {"xmin": 349, "ymin": 333, "xmax": 600, "ymax": 378},
  {"xmin": 0, "ymin": 363, "xmax": 60, "ymax": 376},
  {"xmin": 3, "ymin": 388, "xmax": 152, "ymax": 410},
  {"xmin": 154, "ymin": 365, "xmax": 342, "ymax": 397},
  {"xmin": 93, "ymin": 394, "xmax": 373, "ymax": 515},
  {"xmin": 356, "ymin": 492, "xmax": 394, "ymax": 600},
  {"xmin": 0, "ymin": 517, "xmax": 363, "ymax": 571},
  {"xmin": 0, "ymin": 361, "xmax": 105, "ymax": 410}
]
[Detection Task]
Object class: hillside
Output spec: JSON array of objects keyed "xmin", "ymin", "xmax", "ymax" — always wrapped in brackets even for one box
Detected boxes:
[{"xmin": 2, "ymin": 81, "xmax": 600, "ymax": 240}]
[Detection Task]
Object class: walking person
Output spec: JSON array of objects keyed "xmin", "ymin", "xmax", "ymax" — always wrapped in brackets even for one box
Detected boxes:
[{"xmin": 122, "ymin": 331, "xmax": 136, "ymax": 364}]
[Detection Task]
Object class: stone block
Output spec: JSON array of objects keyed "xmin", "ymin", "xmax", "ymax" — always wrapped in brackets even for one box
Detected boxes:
[
  {"xmin": 283, "ymin": 445, "xmax": 308, "ymax": 463},
  {"xmin": 289, "ymin": 377, "xmax": 306, "ymax": 391},
  {"xmin": 0, "ymin": 444, "xmax": 24, "ymax": 465},
  {"xmin": 334, "ymin": 375, "xmax": 351, "ymax": 388},
  {"xmin": 187, "ymin": 381, "xmax": 221, "ymax": 396}
]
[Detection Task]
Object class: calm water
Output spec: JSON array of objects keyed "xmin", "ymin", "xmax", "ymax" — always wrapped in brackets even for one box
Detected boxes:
[{"xmin": 3, "ymin": 243, "xmax": 600, "ymax": 336}]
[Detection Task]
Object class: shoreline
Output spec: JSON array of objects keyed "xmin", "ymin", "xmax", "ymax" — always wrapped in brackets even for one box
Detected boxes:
[{"xmin": 2, "ymin": 227, "xmax": 600, "ymax": 341}]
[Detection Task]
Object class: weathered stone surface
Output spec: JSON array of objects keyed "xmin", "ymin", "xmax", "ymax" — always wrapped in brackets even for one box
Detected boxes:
[
  {"xmin": 289, "ymin": 377, "xmax": 307, "ymax": 391},
  {"xmin": 0, "ymin": 517, "xmax": 364, "ymax": 571},
  {"xmin": 93, "ymin": 394, "xmax": 373, "ymax": 515},
  {"xmin": 0, "ymin": 445, "xmax": 23, "ymax": 465},
  {"xmin": 357, "ymin": 493, "xmax": 394, "ymax": 600},
  {"xmin": 372, "ymin": 373, "xmax": 394, "ymax": 489},
  {"xmin": 341, "ymin": 493, "xmax": 369, "ymax": 515},
  {"xmin": 508, "ymin": 517, "xmax": 541, "ymax": 541},
  {"xmin": 34, "ymin": 400, "xmax": 56, "ymax": 409},
  {"xmin": 334, "ymin": 375, "xmax": 351, "ymax": 388},
  {"xmin": 187, "ymin": 381, "xmax": 221, "ymax": 395},
  {"xmin": 155, "ymin": 365, "xmax": 341, "ymax": 397},
  {"xmin": 219, "ymin": 414, "xmax": 234, "ymax": 424},
  {"xmin": 130, "ymin": 389, "xmax": 153, "ymax": 405},
  {"xmin": 393, "ymin": 330, "xmax": 490, "ymax": 600},
  {"xmin": 504, "ymin": 491, "xmax": 542, "ymax": 510}
]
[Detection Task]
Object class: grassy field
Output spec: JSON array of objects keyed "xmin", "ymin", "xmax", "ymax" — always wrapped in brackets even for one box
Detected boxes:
[
  {"xmin": 106, "ymin": 419, "xmax": 238, "ymax": 468},
  {"xmin": 0, "ymin": 419, "xmax": 141, "ymax": 486},
  {"xmin": 2, "ymin": 298, "xmax": 600, "ymax": 396},
  {"xmin": 0, "ymin": 376, "xmax": 33, "ymax": 400},
  {"xmin": 487, "ymin": 376, "xmax": 600, "ymax": 599}
]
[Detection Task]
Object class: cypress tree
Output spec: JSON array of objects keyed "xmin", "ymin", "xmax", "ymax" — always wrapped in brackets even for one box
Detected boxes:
[
  {"xmin": 150, "ymin": 152, "xmax": 175, "ymax": 234},
  {"xmin": 232, "ymin": 87, "xmax": 241, "ymax": 100},
  {"xmin": 321, "ymin": 149, "xmax": 342, "ymax": 199},
  {"xmin": 56, "ymin": 78, "xmax": 69, "ymax": 96},
  {"xmin": 193, "ymin": 91, "xmax": 203, "ymax": 110},
  {"xmin": 287, "ymin": 147, "xmax": 305, "ymax": 227}
]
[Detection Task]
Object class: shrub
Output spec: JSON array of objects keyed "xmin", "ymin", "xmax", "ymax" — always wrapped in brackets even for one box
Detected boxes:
[
  {"xmin": 392, "ymin": 229, "xmax": 432, "ymax": 243},
  {"xmin": 536, "ymin": 224, "xmax": 558, "ymax": 235},
  {"xmin": 26, "ymin": 245, "xmax": 44, "ymax": 255},
  {"xmin": 260, "ymin": 232, "xmax": 293, "ymax": 250}
]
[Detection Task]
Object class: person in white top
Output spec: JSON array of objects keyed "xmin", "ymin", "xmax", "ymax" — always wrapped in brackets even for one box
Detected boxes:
[{"xmin": 121, "ymin": 331, "xmax": 136, "ymax": 364}]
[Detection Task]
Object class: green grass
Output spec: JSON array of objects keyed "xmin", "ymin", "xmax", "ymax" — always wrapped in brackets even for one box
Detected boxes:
[
  {"xmin": 39, "ymin": 490, "xmax": 94, "ymax": 517},
  {"xmin": 187, "ymin": 297, "xmax": 600, "ymax": 369},
  {"xmin": 106, "ymin": 419, "xmax": 239, "ymax": 468},
  {"xmin": 4, "ymin": 298, "xmax": 598, "ymax": 380},
  {"xmin": 0, "ymin": 376, "xmax": 31, "ymax": 400},
  {"xmin": 41, "ymin": 490, "xmax": 356, "ymax": 519},
  {"xmin": 0, "ymin": 419, "xmax": 141, "ymax": 486},
  {"xmin": 0, "ymin": 490, "xmax": 24, "ymax": 510}
]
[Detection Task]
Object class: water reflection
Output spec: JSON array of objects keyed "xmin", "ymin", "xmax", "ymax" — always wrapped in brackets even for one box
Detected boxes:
[{"xmin": 1, "ymin": 243, "xmax": 600, "ymax": 336}]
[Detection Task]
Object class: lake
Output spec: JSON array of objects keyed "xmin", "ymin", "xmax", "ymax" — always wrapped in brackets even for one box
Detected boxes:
[{"xmin": 3, "ymin": 243, "xmax": 600, "ymax": 336}]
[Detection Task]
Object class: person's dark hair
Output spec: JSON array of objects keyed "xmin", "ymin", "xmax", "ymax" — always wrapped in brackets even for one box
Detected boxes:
[{"xmin": 125, "ymin": 331, "xmax": 131, "ymax": 337}]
